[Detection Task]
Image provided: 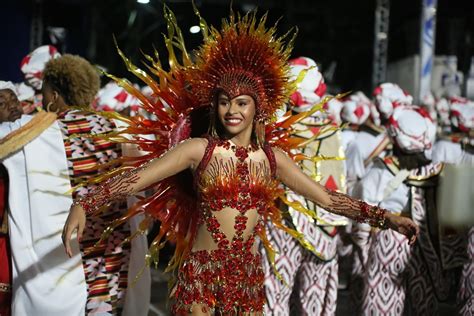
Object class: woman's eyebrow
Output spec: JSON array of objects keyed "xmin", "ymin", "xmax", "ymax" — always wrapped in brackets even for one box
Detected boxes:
[{"xmin": 234, "ymin": 97, "xmax": 249, "ymax": 102}]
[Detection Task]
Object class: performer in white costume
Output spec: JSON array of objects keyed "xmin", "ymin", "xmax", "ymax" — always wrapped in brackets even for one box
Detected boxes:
[
  {"xmin": 357, "ymin": 105, "xmax": 464, "ymax": 315},
  {"xmin": 345, "ymin": 83, "xmax": 412, "ymax": 186},
  {"xmin": 0, "ymin": 115, "xmax": 87, "ymax": 316},
  {"xmin": 0, "ymin": 55, "xmax": 145, "ymax": 316},
  {"xmin": 263, "ymin": 57, "xmax": 347, "ymax": 316},
  {"xmin": 343, "ymin": 85, "xmax": 411, "ymax": 300}
]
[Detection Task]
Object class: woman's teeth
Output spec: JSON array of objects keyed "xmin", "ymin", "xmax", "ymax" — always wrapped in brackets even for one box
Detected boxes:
[{"xmin": 226, "ymin": 118, "xmax": 242, "ymax": 124}]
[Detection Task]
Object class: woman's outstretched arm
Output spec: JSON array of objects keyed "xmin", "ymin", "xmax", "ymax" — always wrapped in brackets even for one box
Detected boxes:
[
  {"xmin": 62, "ymin": 138, "xmax": 208, "ymax": 257},
  {"xmin": 273, "ymin": 148, "xmax": 419, "ymax": 244}
]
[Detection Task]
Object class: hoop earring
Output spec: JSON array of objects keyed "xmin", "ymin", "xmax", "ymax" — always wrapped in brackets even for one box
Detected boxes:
[{"xmin": 45, "ymin": 101, "xmax": 59, "ymax": 113}]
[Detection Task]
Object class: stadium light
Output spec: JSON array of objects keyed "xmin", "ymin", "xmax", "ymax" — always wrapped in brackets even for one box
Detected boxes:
[{"xmin": 190, "ymin": 25, "xmax": 200, "ymax": 34}]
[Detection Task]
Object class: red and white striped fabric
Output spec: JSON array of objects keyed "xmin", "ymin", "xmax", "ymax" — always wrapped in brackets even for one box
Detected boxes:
[
  {"xmin": 387, "ymin": 105, "xmax": 436, "ymax": 153},
  {"xmin": 289, "ymin": 57, "xmax": 326, "ymax": 113},
  {"xmin": 20, "ymin": 45, "xmax": 60, "ymax": 90},
  {"xmin": 93, "ymin": 81, "xmax": 141, "ymax": 113},
  {"xmin": 373, "ymin": 83, "xmax": 413, "ymax": 119},
  {"xmin": 341, "ymin": 92, "xmax": 372, "ymax": 125},
  {"xmin": 449, "ymin": 97, "xmax": 474, "ymax": 132}
]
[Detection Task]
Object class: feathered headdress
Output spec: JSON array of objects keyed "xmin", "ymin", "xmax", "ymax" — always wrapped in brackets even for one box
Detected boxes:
[{"xmin": 186, "ymin": 10, "xmax": 296, "ymax": 122}]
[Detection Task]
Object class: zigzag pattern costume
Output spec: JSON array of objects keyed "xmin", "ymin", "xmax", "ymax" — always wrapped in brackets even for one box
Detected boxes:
[{"xmin": 359, "ymin": 156, "xmax": 466, "ymax": 315}]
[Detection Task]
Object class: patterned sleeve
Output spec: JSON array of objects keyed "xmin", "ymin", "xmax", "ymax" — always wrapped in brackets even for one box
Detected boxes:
[
  {"xmin": 73, "ymin": 160, "xmax": 153, "ymax": 215},
  {"xmin": 317, "ymin": 187, "xmax": 388, "ymax": 229}
]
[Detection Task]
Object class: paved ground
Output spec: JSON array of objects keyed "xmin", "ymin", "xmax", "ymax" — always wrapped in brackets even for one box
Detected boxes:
[{"xmin": 147, "ymin": 266, "xmax": 459, "ymax": 315}]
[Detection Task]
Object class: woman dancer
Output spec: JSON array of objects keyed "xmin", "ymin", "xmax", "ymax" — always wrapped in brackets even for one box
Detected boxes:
[{"xmin": 62, "ymin": 8, "xmax": 418, "ymax": 315}]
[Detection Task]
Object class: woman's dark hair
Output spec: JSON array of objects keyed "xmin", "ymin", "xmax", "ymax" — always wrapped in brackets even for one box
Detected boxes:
[{"xmin": 189, "ymin": 107, "xmax": 211, "ymax": 138}]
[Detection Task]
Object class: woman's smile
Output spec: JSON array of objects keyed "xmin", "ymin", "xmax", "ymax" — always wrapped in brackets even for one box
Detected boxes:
[{"xmin": 224, "ymin": 116, "xmax": 244, "ymax": 126}]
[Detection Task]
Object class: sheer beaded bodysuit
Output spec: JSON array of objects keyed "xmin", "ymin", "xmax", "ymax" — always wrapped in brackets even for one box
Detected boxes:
[
  {"xmin": 74, "ymin": 136, "xmax": 390, "ymax": 315},
  {"xmin": 172, "ymin": 137, "xmax": 279, "ymax": 315}
]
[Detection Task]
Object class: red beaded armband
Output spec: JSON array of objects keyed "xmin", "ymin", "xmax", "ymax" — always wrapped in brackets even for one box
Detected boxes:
[
  {"xmin": 358, "ymin": 201, "xmax": 388, "ymax": 229},
  {"xmin": 320, "ymin": 188, "xmax": 389, "ymax": 230},
  {"xmin": 72, "ymin": 186, "xmax": 112, "ymax": 216}
]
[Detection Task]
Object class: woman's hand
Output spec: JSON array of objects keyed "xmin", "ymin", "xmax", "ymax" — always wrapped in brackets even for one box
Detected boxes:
[
  {"xmin": 385, "ymin": 213, "xmax": 419, "ymax": 245},
  {"xmin": 61, "ymin": 204, "xmax": 86, "ymax": 258}
]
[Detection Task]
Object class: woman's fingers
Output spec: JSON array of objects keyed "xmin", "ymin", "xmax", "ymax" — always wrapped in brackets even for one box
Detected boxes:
[
  {"xmin": 414, "ymin": 222, "xmax": 420, "ymax": 237},
  {"xmin": 62, "ymin": 220, "xmax": 76, "ymax": 258},
  {"xmin": 61, "ymin": 205, "xmax": 86, "ymax": 258},
  {"xmin": 406, "ymin": 221, "xmax": 419, "ymax": 245}
]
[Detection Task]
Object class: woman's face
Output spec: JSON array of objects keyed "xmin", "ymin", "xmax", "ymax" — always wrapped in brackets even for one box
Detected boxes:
[{"xmin": 216, "ymin": 93, "xmax": 256, "ymax": 137}]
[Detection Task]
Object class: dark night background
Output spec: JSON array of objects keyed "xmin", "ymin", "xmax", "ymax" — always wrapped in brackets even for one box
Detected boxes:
[{"xmin": 0, "ymin": 0, "xmax": 473, "ymax": 96}]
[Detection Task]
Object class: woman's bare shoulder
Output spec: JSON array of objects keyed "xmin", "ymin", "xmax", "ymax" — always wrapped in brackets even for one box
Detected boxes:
[
  {"xmin": 173, "ymin": 137, "xmax": 209, "ymax": 160},
  {"xmin": 185, "ymin": 137, "xmax": 209, "ymax": 150}
]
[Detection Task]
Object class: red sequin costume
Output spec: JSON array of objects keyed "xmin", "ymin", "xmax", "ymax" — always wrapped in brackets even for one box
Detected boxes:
[
  {"xmin": 71, "ymin": 5, "xmax": 390, "ymax": 315},
  {"xmin": 172, "ymin": 138, "xmax": 278, "ymax": 313}
]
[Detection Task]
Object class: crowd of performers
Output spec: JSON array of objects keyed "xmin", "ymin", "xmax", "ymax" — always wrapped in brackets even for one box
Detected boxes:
[{"xmin": 0, "ymin": 6, "xmax": 472, "ymax": 316}]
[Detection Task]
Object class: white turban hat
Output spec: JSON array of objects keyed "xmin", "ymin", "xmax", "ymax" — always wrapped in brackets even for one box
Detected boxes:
[
  {"xmin": 93, "ymin": 81, "xmax": 141, "ymax": 112},
  {"xmin": 289, "ymin": 57, "xmax": 327, "ymax": 113},
  {"xmin": 387, "ymin": 105, "xmax": 436, "ymax": 153},
  {"xmin": 20, "ymin": 45, "xmax": 61, "ymax": 90},
  {"xmin": 0, "ymin": 81, "xmax": 18, "ymax": 97}
]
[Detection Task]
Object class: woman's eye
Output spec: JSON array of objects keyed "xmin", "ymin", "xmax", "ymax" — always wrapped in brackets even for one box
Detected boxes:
[{"xmin": 239, "ymin": 102, "xmax": 247, "ymax": 106}]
